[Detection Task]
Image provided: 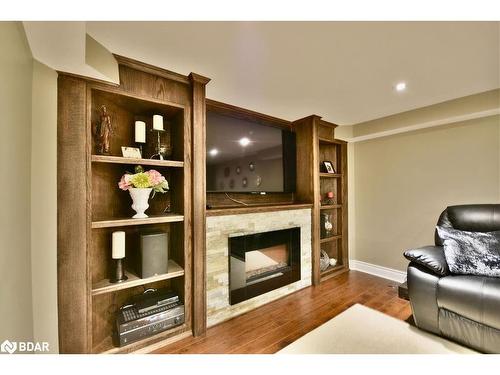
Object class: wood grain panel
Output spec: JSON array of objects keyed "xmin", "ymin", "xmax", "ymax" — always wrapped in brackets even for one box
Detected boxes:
[
  {"xmin": 206, "ymin": 99, "xmax": 292, "ymax": 130},
  {"xmin": 190, "ymin": 73, "xmax": 210, "ymax": 336},
  {"xmin": 57, "ymin": 74, "xmax": 89, "ymax": 353},
  {"xmin": 292, "ymin": 115, "xmax": 321, "ymax": 285}
]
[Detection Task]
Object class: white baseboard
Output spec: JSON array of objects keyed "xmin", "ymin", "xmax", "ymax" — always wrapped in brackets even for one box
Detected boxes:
[{"xmin": 349, "ymin": 260, "xmax": 406, "ymax": 283}]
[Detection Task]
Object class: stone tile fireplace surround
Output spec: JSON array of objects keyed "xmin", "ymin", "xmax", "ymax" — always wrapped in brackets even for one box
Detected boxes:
[{"xmin": 206, "ymin": 208, "xmax": 312, "ymax": 327}]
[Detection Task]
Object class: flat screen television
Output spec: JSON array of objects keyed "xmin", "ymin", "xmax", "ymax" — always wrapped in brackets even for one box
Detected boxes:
[{"xmin": 206, "ymin": 111, "xmax": 296, "ymax": 193}]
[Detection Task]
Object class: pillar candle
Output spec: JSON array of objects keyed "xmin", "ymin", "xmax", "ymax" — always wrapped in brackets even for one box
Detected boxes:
[
  {"xmin": 135, "ymin": 121, "xmax": 146, "ymax": 143},
  {"xmin": 153, "ymin": 115, "xmax": 164, "ymax": 131},
  {"xmin": 112, "ymin": 231, "xmax": 126, "ymax": 259}
]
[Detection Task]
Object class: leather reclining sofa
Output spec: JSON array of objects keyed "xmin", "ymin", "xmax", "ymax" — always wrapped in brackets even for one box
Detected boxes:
[{"xmin": 404, "ymin": 204, "xmax": 500, "ymax": 353}]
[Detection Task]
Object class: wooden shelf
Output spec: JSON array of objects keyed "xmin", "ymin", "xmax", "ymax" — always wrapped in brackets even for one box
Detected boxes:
[
  {"xmin": 91, "ymin": 214, "xmax": 184, "ymax": 228},
  {"xmin": 94, "ymin": 323, "xmax": 190, "ymax": 354},
  {"xmin": 320, "ymin": 235, "xmax": 342, "ymax": 244},
  {"xmin": 320, "ymin": 204, "xmax": 342, "ymax": 210},
  {"xmin": 91, "ymin": 155, "xmax": 184, "ymax": 168},
  {"xmin": 318, "ymin": 137, "xmax": 343, "ymax": 145},
  {"xmin": 321, "ymin": 264, "xmax": 346, "ymax": 276},
  {"xmin": 91, "ymin": 259, "xmax": 184, "ymax": 296},
  {"xmin": 319, "ymin": 173, "xmax": 342, "ymax": 178}
]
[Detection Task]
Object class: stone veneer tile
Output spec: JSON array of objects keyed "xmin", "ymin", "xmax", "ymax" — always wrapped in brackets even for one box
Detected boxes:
[{"xmin": 206, "ymin": 208, "xmax": 312, "ymax": 327}]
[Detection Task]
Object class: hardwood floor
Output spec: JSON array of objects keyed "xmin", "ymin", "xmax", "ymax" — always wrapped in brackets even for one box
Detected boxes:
[{"xmin": 153, "ymin": 270, "xmax": 411, "ymax": 354}]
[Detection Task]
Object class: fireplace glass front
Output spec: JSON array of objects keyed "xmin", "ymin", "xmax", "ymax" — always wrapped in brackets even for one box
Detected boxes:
[{"xmin": 229, "ymin": 227, "xmax": 300, "ymax": 305}]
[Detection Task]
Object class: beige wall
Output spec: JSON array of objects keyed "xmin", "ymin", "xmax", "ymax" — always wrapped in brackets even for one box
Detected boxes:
[
  {"xmin": 31, "ymin": 60, "xmax": 58, "ymax": 352},
  {"xmin": 352, "ymin": 115, "xmax": 500, "ymax": 271},
  {"xmin": 0, "ymin": 22, "xmax": 34, "ymax": 342}
]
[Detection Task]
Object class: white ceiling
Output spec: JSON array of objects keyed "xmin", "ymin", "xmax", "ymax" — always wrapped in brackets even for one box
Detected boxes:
[{"xmin": 84, "ymin": 22, "xmax": 497, "ymax": 124}]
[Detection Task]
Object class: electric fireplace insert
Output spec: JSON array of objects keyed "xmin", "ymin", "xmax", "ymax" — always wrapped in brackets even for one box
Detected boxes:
[{"xmin": 229, "ymin": 227, "xmax": 301, "ymax": 305}]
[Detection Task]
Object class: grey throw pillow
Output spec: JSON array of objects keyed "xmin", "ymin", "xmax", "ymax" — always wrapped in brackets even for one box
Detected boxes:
[{"xmin": 436, "ymin": 226, "xmax": 500, "ymax": 277}]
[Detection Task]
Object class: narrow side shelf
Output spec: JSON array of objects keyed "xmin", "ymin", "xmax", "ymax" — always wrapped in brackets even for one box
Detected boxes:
[
  {"xmin": 92, "ymin": 259, "xmax": 184, "ymax": 296},
  {"xmin": 319, "ymin": 173, "xmax": 342, "ymax": 178},
  {"xmin": 91, "ymin": 214, "xmax": 184, "ymax": 228},
  {"xmin": 321, "ymin": 264, "xmax": 347, "ymax": 277},
  {"xmin": 320, "ymin": 235, "xmax": 342, "ymax": 244},
  {"xmin": 320, "ymin": 204, "xmax": 342, "ymax": 210},
  {"xmin": 91, "ymin": 155, "xmax": 184, "ymax": 168}
]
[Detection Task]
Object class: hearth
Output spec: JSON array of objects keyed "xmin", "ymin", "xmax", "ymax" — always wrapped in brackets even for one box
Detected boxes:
[{"xmin": 229, "ymin": 227, "xmax": 301, "ymax": 305}]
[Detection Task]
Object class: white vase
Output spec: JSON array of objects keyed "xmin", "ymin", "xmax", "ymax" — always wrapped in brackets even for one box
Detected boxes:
[{"xmin": 129, "ymin": 188, "xmax": 152, "ymax": 219}]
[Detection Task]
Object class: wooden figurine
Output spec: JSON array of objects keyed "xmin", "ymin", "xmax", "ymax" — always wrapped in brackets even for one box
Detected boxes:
[{"xmin": 95, "ymin": 105, "xmax": 113, "ymax": 154}]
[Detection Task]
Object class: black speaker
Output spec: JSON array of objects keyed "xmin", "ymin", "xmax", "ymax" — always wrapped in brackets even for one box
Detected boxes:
[{"xmin": 137, "ymin": 231, "xmax": 169, "ymax": 278}]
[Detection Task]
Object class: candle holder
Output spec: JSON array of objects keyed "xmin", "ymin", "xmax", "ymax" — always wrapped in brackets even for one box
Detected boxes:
[
  {"xmin": 136, "ymin": 142, "xmax": 145, "ymax": 158},
  {"xmin": 150, "ymin": 129, "xmax": 166, "ymax": 160},
  {"xmin": 110, "ymin": 258, "xmax": 128, "ymax": 283}
]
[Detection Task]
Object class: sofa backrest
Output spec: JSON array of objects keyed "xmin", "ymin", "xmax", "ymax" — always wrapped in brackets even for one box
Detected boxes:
[{"xmin": 435, "ymin": 204, "xmax": 500, "ymax": 246}]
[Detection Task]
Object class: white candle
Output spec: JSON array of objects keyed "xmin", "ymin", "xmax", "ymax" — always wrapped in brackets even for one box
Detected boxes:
[
  {"xmin": 112, "ymin": 231, "xmax": 126, "ymax": 259},
  {"xmin": 153, "ymin": 115, "xmax": 164, "ymax": 131},
  {"xmin": 135, "ymin": 121, "xmax": 146, "ymax": 143}
]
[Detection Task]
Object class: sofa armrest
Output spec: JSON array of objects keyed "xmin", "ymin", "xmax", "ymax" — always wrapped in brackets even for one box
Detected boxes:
[{"xmin": 404, "ymin": 246, "xmax": 449, "ymax": 276}]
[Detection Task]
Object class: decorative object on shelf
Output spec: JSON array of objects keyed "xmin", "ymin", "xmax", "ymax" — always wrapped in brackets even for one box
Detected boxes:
[
  {"xmin": 111, "ymin": 231, "xmax": 128, "ymax": 283},
  {"xmin": 320, "ymin": 249, "xmax": 330, "ymax": 272},
  {"xmin": 94, "ymin": 105, "xmax": 114, "ymax": 154},
  {"xmin": 321, "ymin": 213, "xmax": 333, "ymax": 238},
  {"xmin": 323, "ymin": 191, "xmax": 335, "ymax": 206},
  {"xmin": 121, "ymin": 146, "xmax": 142, "ymax": 159},
  {"xmin": 236, "ymin": 166, "xmax": 241, "ymax": 175},
  {"xmin": 150, "ymin": 115, "xmax": 167, "ymax": 160},
  {"xmin": 255, "ymin": 175, "xmax": 262, "ymax": 186},
  {"xmin": 134, "ymin": 120, "xmax": 146, "ymax": 155},
  {"xmin": 248, "ymin": 161, "xmax": 255, "ymax": 171},
  {"xmin": 242, "ymin": 177, "xmax": 248, "ymax": 187},
  {"xmin": 321, "ymin": 160, "xmax": 336, "ymax": 174},
  {"xmin": 119, "ymin": 165, "xmax": 169, "ymax": 219},
  {"xmin": 224, "ymin": 167, "xmax": 230, "ymax": 177},
  {"xmin": 329, "ymin": 258, "xmax": 338, "ymax": 267}
]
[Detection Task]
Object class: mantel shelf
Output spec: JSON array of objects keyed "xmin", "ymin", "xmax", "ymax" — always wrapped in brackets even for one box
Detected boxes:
[
  {"xmin": 91, "ymin": 155, "xmax": 184, "ymax": 168},
  {"xmin": 319, "ymin": 173, "xmax": 342, "ymax": 178},
  {"xmin": 320, "ymin": 235, "xmax": 342, "ymax": 244},
  {"xmin": 91, "ymin": 260, "xmax": 184, "ymax": 296},
  {"xmin": 91, "ymin": 214, "xmax": 184, "ymax": 228}
]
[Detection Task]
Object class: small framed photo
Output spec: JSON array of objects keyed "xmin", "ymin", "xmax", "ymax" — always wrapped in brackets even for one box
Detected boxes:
[
  {"xmin": 322, "ymin": 161, "xmax": 336, "ymax": 174},
  {"xmin": 121, "ymin": 146, "xmax": 142, "ymax": 159}
]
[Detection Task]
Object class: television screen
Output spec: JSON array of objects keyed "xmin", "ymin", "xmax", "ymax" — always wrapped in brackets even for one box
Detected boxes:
[{"xmin": 206, "ymin": 111, "xmax": 296, "ymax": 193}]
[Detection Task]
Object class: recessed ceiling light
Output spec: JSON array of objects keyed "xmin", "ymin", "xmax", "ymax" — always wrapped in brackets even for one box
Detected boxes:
[
  {"xmin": 209, "ymin": 148, "xmax": 218, "ymax": 156},
  {"xmin": 239, "ymin": 137, "xmax": 251, "ymax": 147},
  {"xmin": 395, "ymin": 82, "xmax": 407, "ymax": 92}
]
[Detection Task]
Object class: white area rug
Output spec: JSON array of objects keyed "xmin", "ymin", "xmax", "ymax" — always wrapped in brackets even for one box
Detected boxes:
[{"xmin": 278, "ymin": 304, "xmax": 476, "ymax": 354}]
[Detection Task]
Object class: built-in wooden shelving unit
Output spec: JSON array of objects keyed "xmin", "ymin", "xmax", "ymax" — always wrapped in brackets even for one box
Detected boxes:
[
  {"xmin": 57, "ymin": 56, "xmax": 210, "ymax": 353},
  {"xmin": 293, "ymin": 116, "xmax": 348, "ymax": 285}
]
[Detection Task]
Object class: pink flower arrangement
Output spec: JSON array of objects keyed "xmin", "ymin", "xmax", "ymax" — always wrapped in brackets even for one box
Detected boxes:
[{"xmin": 118, "ymin": 166, "xmax": 169, "ymax": 196}]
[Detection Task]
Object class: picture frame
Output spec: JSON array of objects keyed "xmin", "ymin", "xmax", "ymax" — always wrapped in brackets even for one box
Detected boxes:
[
  {"xmin": 322, "ymin": 161, "xmax": 336, "ymax": 174},
  {"xmin": 121, "ymin": 146, "xmax": 142, "ymax": 159}
]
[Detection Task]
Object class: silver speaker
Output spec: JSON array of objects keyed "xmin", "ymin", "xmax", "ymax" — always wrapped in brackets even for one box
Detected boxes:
[{"xmin": 138, "ymin": 231, "xmax": 168, "ymax": 278}]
